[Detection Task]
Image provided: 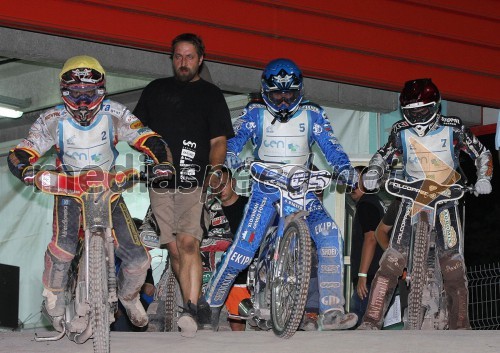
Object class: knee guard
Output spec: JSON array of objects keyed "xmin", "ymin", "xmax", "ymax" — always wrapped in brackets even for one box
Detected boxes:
[
  {"xmin": 362, "ymin": 249, "xmax": 405, "ymax": 327},
  {"xmin": 118, "ymin": 258, "xmax": 150, "ymax": 301},
  {"xmin": 440, "ymin": 253, "xmax": 469, "ymax": 329},
  {"xmin": 379, "ymin": 248, "xmax": 406, "ymax": 278},
  {"xmin": 307, "ymin": 203, "xmax": 345, "ymax": 312},
  {"xmin": 42, "ymin": 250, "xmax": 72, "ymax": 291}
]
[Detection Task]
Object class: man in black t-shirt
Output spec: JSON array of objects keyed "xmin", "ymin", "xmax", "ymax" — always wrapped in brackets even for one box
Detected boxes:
[
  {"xmin": 349, "ymin": 166, "xmax": 386, "ymax": 327},
  {"xmin": 133, "ymin": 33, "xmax": 234, "ymax": 338}
]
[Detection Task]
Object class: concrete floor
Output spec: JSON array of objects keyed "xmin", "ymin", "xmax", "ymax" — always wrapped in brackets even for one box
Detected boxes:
[{"xmin": 1, "ymin": 330, "xmax": 499, "ymax": 353}]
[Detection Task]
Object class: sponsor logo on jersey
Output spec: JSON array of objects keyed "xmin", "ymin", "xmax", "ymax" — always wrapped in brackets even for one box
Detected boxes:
[
  {"xmin": 130, "ymin": 120, "xmax": 143, "ymax": 129},
  {"xmin": 321, "ymin": 295, "xmax": 340, "ymax": 306},
  {"xmin": 211, "ymin": 215, "xmax": 227, "ymax": 227},
  {"xmin": 314, "ymin": 221, "xmax": 337, "ymax": 235},
  {"xmin": 320, "ymin": 247, "xmax": 338, "ymax": 257},
  {"xmin": 439, "ymin": 209, "xmax": 457, "ymax": 249},
  {"xmin": 230, "ymin": 251, "xmax": 252, "ymax": 266},
  {"xmin": 66, "ymin": 135, "xmax": 76, "ymax": 145},
  {"xmin": 440, "ymin": 116, "xmax": 461, "ymax": 125},
  {"xmin": 396, "ymin": 204, "xmax": 412, "ymax": 245},
  {"xmin": 320, "ymin": 265, "xmax": 340, "ymax": 274},
  {"xmin": 263, "ymin": 139, "xmax": 285, "ymax": 149},
  {"xmin": 319, "ymin": 281, "xmax": 341, "ymax": 288},
  {"xmin": 91, "ymin": 153, "xmax": 102, "ymax": 163},
  {"xmin": 214, "ymin": 273, "xmax": 236, "ymax": 302},
  {"xmin": 313, "ymin": 123, "xmax": 323, "ymax": 135}
]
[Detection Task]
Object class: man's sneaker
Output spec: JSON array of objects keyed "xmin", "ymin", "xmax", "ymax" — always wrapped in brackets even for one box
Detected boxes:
[
  {"xmin": 119, "ymin": 295, "xmax": 149, "ymax": 327},
  {"xmin": 356, "ymin": 321, "xmax": 379, "ymax": 330},
  {"xmin": 210, "ymin": 306, "xmax": 222, "ymax": 332},
  {"xmin": 197, "ymin": 300, "xmax": 212, "ymax": 330},
  {"xmin": 319, "ymin": 309, "xmax": 358, "ymax": 330},
  {"xmin": 42, "ymin": 288, "xmax": 65, "ymax": 317},
  {"xmin": 300, "ymin": 312, "xmax": 319, "ymax": 331},
  {"xmin": 177, "ymin": 301, "xmax": 198, "ymax": 338}
]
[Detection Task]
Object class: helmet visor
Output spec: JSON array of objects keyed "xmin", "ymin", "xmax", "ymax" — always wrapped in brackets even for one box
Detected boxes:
[
  {"xmin": 267, "ymin": 90, "xmax": 300, "ymax": 107},
  {"xmin": 62, "ymin": 84, "xmax": 105, "ymax": 106},
  {"xmin": 402, "ymin": 101, "xmax": 438, "ymax": 125}
]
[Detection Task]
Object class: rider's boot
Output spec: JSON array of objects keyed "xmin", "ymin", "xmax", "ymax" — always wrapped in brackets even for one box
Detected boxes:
[
  {"xmin": 440, "ymin": 254, "xmax": 470, "ymax": 329},
  {"xmin": 42, "ymin": 288, "xmax": 65, "ymax": 317},
  {"xmin": 358, "ymin": 249, "xmax": 404, "ymax": 329},
  {"xmin": 319, "ymin": 309, "xmax": 357, "ymax": 330},
  {"xmin": 42, "ymin": 252, "xmax": 71, "ymax": 331},
  {"xmin": 117, "ymin": 266, "xmax": 149, "ymax": 328},
  {"xmin": 300, "ymin": 311, "xmax": 319, "ymax": 331},
  {"xmin": 209, "ymin": 306, "xmax": 222, "ymax": 332}
]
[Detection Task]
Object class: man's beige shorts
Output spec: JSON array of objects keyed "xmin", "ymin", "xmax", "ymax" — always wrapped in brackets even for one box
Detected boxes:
[{"xmin": 149, "ymin": 187, "xmax": 207, "ymax": 245}]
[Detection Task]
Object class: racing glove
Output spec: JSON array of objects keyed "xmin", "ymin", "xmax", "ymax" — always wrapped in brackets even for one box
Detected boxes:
[
  {"xmin": 21, "ymin": 165, "xmax": 38, "ymax": 186},
  {"xmin": 339, "ymin": 167, "xmax": 359, "ymax": 187},
  {"xmin": 152, "ymin": 162, "xmax": 175, "ymax": 180},
  {"xmin": 225, "ymin": 151, "xmax": 242, "ymax": 170},
  {"xmin": 363, "ymin": 169, "xmax": 383, "ymax": 190},
  {"xmin": 474, "ymin": 179, "xmax": 492, "ymax": 197}
]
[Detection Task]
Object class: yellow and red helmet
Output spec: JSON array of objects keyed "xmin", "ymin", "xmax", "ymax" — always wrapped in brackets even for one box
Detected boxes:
[{"xmin": 60, "ymin": 55, "xmax": 106, "ymax": 126}]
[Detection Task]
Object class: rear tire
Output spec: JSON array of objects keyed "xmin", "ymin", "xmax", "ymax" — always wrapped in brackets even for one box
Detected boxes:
[
  {"xmin": 146, "ymin": 258, "xmax": 182, "ymax": 332},
  {"xmin": 271, "ymin": 218, "xmax": 312, "ymax": 338},
  {"xmin": 89, "ymin": 235, "xmax": 110, "ymax": 353}
]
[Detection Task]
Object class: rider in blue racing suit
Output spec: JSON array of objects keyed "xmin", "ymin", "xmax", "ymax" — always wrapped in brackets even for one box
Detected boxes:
[{"xmin": 204, "ymin": 58, "xmax": 358, "ymax": 330}]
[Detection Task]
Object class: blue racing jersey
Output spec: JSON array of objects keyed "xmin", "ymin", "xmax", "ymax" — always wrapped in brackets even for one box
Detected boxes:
[{"xmin": 229, "ymin": 102, "xmax": 352, "ymax": 175}]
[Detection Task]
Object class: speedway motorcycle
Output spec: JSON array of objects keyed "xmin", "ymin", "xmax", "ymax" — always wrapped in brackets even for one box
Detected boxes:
[
  {"xmin": 385, "ymin": 177, "xmax": 472, "ymax": 330},
  {"xmin": 231, "ymin": 161, "xmax": 334, "ymax": 338},
  {"xmin": 34, "ymin": 168, "xmax": 141, "ymax": 353}
]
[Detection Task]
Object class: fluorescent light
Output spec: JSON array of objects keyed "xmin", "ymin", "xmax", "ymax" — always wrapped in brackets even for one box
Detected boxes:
[{"xmin": 0, "ymin": 106, "xmax": 23, "ymax": 118}]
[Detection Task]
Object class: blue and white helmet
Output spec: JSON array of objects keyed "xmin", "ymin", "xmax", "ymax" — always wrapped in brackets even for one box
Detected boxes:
[{"xmin": 261, "ymin": 58, "xmax": 304, "ymax": 122}]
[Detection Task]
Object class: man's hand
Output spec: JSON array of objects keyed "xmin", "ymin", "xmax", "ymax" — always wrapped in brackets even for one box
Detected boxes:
[
  {"xmin": 474, "ymin": 179, "xmax": 492, "ymax": 196},
  {"xmin": 225, "ymin": 152, "xmax": 242, "ymax": 170},
  {"xmin": 356, "ymin": 277, "xmax": 369, "ymax": 300}
]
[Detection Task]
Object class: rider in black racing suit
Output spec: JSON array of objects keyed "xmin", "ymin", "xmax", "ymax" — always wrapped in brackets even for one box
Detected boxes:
[{"xmin": 360, "ymin": 78, "xmax": 493, "ymax": 329}]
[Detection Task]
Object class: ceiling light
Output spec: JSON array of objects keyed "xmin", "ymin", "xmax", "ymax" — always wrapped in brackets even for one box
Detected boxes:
[{"xmin": 0, "ymin": 106, "xmax": 23, "ymax": 118}]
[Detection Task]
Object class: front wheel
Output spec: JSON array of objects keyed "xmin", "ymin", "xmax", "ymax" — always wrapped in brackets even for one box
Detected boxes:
[
  {"xmin": 271, "ymin": 218, "xmax": 312, "ymax": 338},
  {"xmin": 406, "ymin": 217, "xmax": 430, "ymax": 330},
  {"xmin": 89, "ymin": 235, "xmax": 110, "ymax": 353}
]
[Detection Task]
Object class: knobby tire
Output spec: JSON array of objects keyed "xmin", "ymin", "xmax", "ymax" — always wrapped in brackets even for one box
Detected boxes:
[
  {"xmin": 89, "ymin": 235, "xmax": 110, "ymax": 353},
  {"xmin": 271, "ymin": 218, "xmax": 312, "ymax": 338},
  {"xmin": 407, "ymin": 217, "xmax": 430, "ymax": 330}
]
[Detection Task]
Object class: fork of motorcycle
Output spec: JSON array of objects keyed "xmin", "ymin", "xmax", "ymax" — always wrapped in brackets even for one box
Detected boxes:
[{"xmin": 105, "ymin": 228, "xmax": 118, "ymax": 304}]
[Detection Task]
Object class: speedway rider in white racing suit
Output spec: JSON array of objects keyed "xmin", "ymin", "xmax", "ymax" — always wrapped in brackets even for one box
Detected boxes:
[
  {"xmin": 359, "ymin": 78, "xmax": 493, "ymax": 329},
  {"xmin": 7, "ymin": 56, "xmax": 173, "ymax": 329},
  {"xmin": 205, "ymin": 58, "xmax": 358, "ymax": 330}
]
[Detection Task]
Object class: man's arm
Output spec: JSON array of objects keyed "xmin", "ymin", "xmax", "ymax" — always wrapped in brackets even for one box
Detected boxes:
[
  {"xmin": 374, "ymin": 221, "xmax": 391, "ymax": 251},
  {"xmin": 209, "ymin": 136, "xmax": 227, "ymax": 168},
  {"xmin": 357, "ymin": 230, "xmax": 378, "ymax": 300},
  {"xmin": 208, "ymin": 135, "xmax": 227, "ymax": 188}
]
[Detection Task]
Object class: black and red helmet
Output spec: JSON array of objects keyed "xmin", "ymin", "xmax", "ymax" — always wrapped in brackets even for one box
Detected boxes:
[
  {"xmin": 399, "ymin": 78, "xmax": 441, "ymax": 128},
  {"xmin": 60, "ymin": 56, "xmax": 106, "ymax": 126}
]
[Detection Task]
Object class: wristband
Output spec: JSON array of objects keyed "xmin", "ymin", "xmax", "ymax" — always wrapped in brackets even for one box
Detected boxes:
[
  {"xmin": 208, "ymin": 169, "xmax": 222, "ymax": 178},
  {"xmin": 358, "ymin": 273, "xmax": 368, "ymax": 278}
]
